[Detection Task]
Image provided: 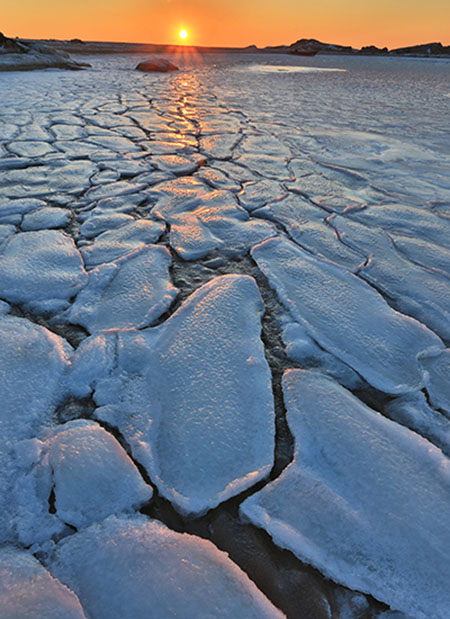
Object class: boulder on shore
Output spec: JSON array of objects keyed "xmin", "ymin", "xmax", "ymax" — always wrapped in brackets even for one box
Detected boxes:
[
  {"xmin": 0, "ymin": 31, "xmax": 90, "ymax": 71},
  {"xmin": 136, "ymin": 57, "xmax": 179, "ymax": 72}
]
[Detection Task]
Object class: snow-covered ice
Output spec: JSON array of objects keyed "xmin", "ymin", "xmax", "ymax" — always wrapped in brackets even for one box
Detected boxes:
[
  {"xmin": 0, "ymin": 547, "xmax": 85, "ymax": 619},
  {"xmin": 14, "ymin": 420, "xmax": 152, "ymax": 545},
  {"xmin": 1, "ymin": 52, "xmax": 449, "ymax": 618},
  {"xmin": 241, "ymin": 370, "xmax": 450, "ymax": 619},
  {"xmin": 68, "ymin": 244, "xmax": 177, "ymax": 332},
  {"xmin": 251, "ymin": 236, "xmax": 442, "ymax": 394},
  {"xmin": 47, "ymin": 515, "xmax": 283, "ymax": 618},
  {"xmin": 69, "ymin": 275, "xmax": 275, "ymax": 516},
  {"xmin": 0, "ymin": 230, "xmax": 87, "ymax": 313}
]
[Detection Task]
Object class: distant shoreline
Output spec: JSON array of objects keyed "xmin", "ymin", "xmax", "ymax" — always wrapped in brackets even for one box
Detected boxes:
[{"xmin": 26, "ymin": 38, "xmax": 450, "ymax": 59}]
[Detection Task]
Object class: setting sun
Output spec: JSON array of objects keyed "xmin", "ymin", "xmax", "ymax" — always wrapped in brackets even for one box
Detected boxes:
[{"xmin": 179, "ymin": 28, "xmax": 188, "ymax": 41}]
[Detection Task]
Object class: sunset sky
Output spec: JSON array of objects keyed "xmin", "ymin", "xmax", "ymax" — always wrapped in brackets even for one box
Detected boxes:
[{"xmin": 3, "ymin": 0, "xmax": 449, "ymax": 49}]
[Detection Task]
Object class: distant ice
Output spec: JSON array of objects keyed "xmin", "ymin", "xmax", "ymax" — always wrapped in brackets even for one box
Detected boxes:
[
  {"xmin": 69, "ymin": 275, "xmax": 275, "ymax": 516},
  {"xmin": 241, "ymin": 370, "xmax": 450, "ymax": 619},
  {"xmin": 251, "ymin": 237, "xmax": 443, "ymax": 394},
  {"xmin": 47, "ymin": 515, "xmax": 283, "ymax": 618},
  {"xmin": 0, "ymin": 547, "xmax": 85, "ymax": 619},
  {"xmin": 247, "ymin": 65, "xmax": 347, "ymax": 74}
]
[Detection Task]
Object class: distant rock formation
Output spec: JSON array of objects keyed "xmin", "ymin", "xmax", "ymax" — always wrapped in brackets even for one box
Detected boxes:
[
  {"xmin": 391, "ymin": 42, "xmax": 450, "ymax": 56},
  {"xmin": 136, "ymin": 57, "xmax": 179, "ymax": 72},
  {"xmin": 289, "ymin": 38, "xmax": 354, "ymax": 55},
  {"xmin": 0, "ymin": 32, "xmax": 90, "ymax": 71},
  {"xmin": 358, "ymin": 45, "xmax": 389, "ymax": 55}
]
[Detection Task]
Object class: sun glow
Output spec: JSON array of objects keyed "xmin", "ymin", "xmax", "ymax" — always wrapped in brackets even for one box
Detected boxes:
[{"xmin": 179, "ymin": 28, "xmax": 188, "ymax": 41}]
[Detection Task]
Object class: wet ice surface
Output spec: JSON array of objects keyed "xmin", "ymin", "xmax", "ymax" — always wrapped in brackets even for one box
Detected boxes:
[{"xmin": 0, "ymin": 52, "xmax": 449, "ymax": 618}]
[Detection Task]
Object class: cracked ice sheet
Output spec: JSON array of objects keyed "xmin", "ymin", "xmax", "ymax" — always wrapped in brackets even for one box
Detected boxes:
[
  {"xmin": 331, "ymin": 216, "xmax": 450, "ymax": 342},
  {"xmin": 68, "ymin": 275, "xmax": 275, "ymax": 516},
  {"xmin": 149, "ymin": 177, "xmax": 277, "ymax": 259},
  {"xmin": 0, "ymin": 315, "xmax": 71, "ymax": 542},
  {"xmin": 0, "ymin": 230, "xmax": 87, "ymax": 314},
  {"xmin": 68, "ymin": 245, "xmax": 177, "ymax": 333},
  {"xmin": 253, "ymin": 193, "xmax": 364, "ymax": 270},
  {"xmin": 80, "ymin": 219, "xmax": 165, "ymax": 268},
  {"xmin": 241, "ymin": 370, "xmax": 450, "ymax": 619},
  {"xmin": 47, "ymin": 515, "xmax": 283, "ymax": 619},
  {"xmin": 0, "ymin": 547, "xmax": 85, "ymax": 619},
  {"xmin": 251, "ymin": 237, "xmax": 443, "ymax": 394},
  {"xmin": 14, "ymin": 420, "xmax": 152, "ymax": 546}
]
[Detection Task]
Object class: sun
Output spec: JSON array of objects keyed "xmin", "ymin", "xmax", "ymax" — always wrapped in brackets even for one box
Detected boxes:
[{"xmin": 179, "ymin": 29, "xmax": 188, "ymax": 41}]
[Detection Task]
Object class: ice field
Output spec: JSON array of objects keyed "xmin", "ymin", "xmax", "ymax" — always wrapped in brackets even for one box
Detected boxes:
[{"xmin": 0, "ymin": 52, "xmax": 450, "ymax": 618}]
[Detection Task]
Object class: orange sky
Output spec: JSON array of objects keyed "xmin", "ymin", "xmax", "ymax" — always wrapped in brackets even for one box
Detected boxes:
[{"xmin": 3, "ymin": 0, "xmax": 449, "ymax": 48}]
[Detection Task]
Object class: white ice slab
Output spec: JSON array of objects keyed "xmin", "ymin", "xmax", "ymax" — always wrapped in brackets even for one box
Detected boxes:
[
  {"xmin": 69, "ymin": 275, "xmax": 275, "ymax": 516},
  {"xmin": 0, "ymin": 547, "xmax": 85, "ymax": 619},
  {"xmin": 68, "ymin": 245, "xmax": 177, "ymax": 333},
  {"xmin": 150, "ymin": 178, "xmax": 276, "ymax": 259},
  {"xmin": 421, "ymin": 348, "xmax": 450, "ymax": 416},
  {"xmin": 21, "ymin": 207, "xmax": 71, "ymax": 231},
  {"xmin": 14, "ymin": 420, "xmax": 152, "ymax": 545},
  {"xmin": 47, "ymin": 515, "xmax": 283, "ymax": 619},
  {"xmin": 251, "ymin": 237, "xmax": 442, "ymax": 394},
  {"xmin": 80, "ymin": 219, "xmax": 165, "ymax": 268},
  {"xmin": 332, "ymin": 216, "xmax": 450, "ymax": 341},
  {"xmin": 241, "ymin": 370, "xmax": 450, "ymax": 619},
  {"xmin": 0, "ymin": 230, "xmax": 87, "ymax": 313}
]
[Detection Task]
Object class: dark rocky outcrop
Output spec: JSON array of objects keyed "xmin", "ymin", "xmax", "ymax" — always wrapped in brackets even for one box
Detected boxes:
[
  {"xmin": 289, "ymin": 38, "xmax": 354, "ymax": 55},
  {"xmin": 358, "ymin": 45, "xmax": 389, "ymax": 55},
  {"xmin": 0, "ymin": 31, "xmax": 90, "ymax": 71},
  {"xmin": 391, "ymin": 42, "xmax": 450, "ymax": 56},
  {"xmin": 136, "ymin": 57, "xmax": 179, "ymax": 72}
]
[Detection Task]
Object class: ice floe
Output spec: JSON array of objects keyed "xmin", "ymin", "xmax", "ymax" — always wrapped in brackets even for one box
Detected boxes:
[
  {"xmin": 241, "ymin": 370, "xmax": 450, "ymax": 619},
  {"xmin": 47, "ymin": 515, "xmax": 283, "ymax": 618},
  {"xmin": 0, "ymin": 230, "xmax": 87, "ymax": 313},
  {"xmin": 0, "ymin": 547, "xmax": 85, "ymax": 619},
  {"xmin": 331, "ymin": 216, "xmax": 450, "ymax": 341},
  {"xmin": 80, "ymin": 219, "xmax": 165, "ymax": 268},
  {"xmin": 251, "ymin": 237, "xmax": 443, "ymax": 394},
  {"xmin": 69, "ymin": 275, "xmax": 275, "ymax": 516},
  {"xmin": 68, "ymin": 244, "xmax": 176, "ymax": 332},
  {"xmin": 14, "ymin": 420, "xmax": 152, "ymax": 545}
]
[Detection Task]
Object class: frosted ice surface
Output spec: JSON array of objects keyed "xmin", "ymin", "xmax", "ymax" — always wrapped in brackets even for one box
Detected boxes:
[
  {"xmin": 238, "ymin": 179, "xmax": 286, "ymax": 212},
  {"xmin": 385, "ymin": 391, "xmax": 450, "ymax": 457},
  {"xmin": 0, "ymin": 316, "xmax": 71, "ymax": 542},
  {"xmin": 392, "ymin": 235, "xmax": 450, "ymax": 282},
  {"xmin": 0, "ymin": 230, "xmax": 87, "ymax": 313},
  {"xmin": 21, "ymin": 207, "xmax": 71, "ymax": 231},
  {"xmin": 0, "ymin": 547, "xmax": 85, "ymax": 619},
  {"xmin": 0, "ymin": 160, "xmax": 98, "ymax": 199},
  {"xmin": 0, "ymin": 198, "xmax": 46, "ymax": 225},
  {"xmin": 71, "ymin": 275, "xmax": 275, "ymax": 515},
  {"xmin": 0, "ymin": 224, "xmax": 15, "ymax": 246},
  {"xmin": 150, "ymin": 178, "xmax": 276, "ymax": 259},
  {"xmin": 241, "ymin": 370, "xmax": 450, "ymax": 619},
  {"xmin": 349, "ymin": 204, "xmax": 450, "ymax": 249},
  {"xmin": 421, "ymin": 348, "xmax": 450, "ymax": 416},
  {"xmin": 47, "ymin": 515, "xmax": 283, "ymax": 619},
  {"xmin": 0, "ymin": 315, "xmax": 72, "ymax": 446},
  {"xmin": 14, "ymin": 420, "xmax": 152, "ymax": 545},
  {"xmin": 80, "ymin": 219, "xmax": 165, "ymax": 268},
  {"xmin": 84, "ymin": 180, "xmax": 148, "ymax": 202},
  {"xmin": 332, "ymin": 216, "xmax": 450, "ymax": 341},
  {"xmin": 79, "ymin": 213, "xmax": 136, "ymax": 239},
  {"xmin": 251, "ymin": 237, "xmax": 443, "ymax": 394},
  {"xmin": 68, "ymin": 245, "xmax": 177, "ymax": 332},
  {"xmin": 256, "ymin": 194, "xmax": 363, "ymax": 269}
]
